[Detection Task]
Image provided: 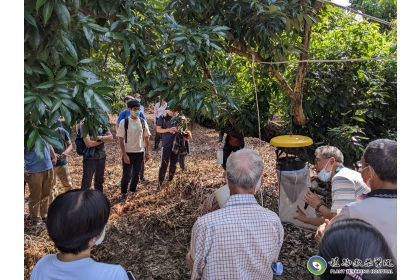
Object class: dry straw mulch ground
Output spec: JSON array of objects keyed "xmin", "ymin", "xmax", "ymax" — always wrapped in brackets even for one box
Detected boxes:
[{"xmin": 24, "ymin": 106, "xmax": 319, "ymax": 280}]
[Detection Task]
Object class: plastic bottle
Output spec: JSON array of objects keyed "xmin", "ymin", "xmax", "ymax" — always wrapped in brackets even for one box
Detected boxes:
[{"xmin": 217, "ymin": 147, "xmax": 223, "ymax": 164}]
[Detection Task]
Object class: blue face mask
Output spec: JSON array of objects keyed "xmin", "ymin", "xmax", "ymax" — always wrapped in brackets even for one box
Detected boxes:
[
  {"xmin": 136, "ymin": 98, "xmax": 141, "ymax": 103},
  {"xmin": 131, "ymin": 110, "xmax": 140, "ymax": 117},
  {"xmin": 318, "ymin": 158, "xmax": 332, "ymax": 182}
]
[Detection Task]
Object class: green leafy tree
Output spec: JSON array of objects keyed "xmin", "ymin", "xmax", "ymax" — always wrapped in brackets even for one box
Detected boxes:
[{"xmin": 279, "ymin": 5, "xmax": 397, "ymax": 166}]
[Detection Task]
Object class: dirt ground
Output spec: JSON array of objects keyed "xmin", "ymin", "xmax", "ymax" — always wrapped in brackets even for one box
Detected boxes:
[{"xmin": 24, "ymin": 105, "xmax": 320, "ymax": 280}]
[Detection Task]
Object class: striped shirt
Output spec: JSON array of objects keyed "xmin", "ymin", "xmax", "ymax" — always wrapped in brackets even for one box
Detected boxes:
[
  {"xmin": 331, "ymin": 167, "xmax": 370, "ymax": 214},
  {"xmin": 190, "ymin": 194, "xmax": 284, "ymax": 280}
]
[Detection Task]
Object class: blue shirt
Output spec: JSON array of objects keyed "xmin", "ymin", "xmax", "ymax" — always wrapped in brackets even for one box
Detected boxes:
[
  {"xmin": 54, "ymin": 128, "xmax": 71, "ymax": 166},
  {"xmin": 157, "ymin": 114, "xmax": 179, "ymax": 147},
  {"xmin": 24, "ymin": 140, "xmax": 53, "ymax": 173},
  {"xmin": 117, "ymin": 109, "xmax": 146, "ymax": 124}
]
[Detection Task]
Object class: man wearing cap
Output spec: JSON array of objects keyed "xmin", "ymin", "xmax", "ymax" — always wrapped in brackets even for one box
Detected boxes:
[
  {"xmin": 116, "ymin": 100, "xmax": 151, "ymax": 202},
  {"xmin": 155, "ymin": 105, "xmax": 181, "ymax": 192},
  {"xmin": 186, "ymin": 149, "xmax": 284, "ymax": 279}
]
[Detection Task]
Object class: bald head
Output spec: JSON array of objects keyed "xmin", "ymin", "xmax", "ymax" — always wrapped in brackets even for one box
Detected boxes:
[{"xmin": 226, "ymin": 149, "xmax": 264, "ymax": 190}]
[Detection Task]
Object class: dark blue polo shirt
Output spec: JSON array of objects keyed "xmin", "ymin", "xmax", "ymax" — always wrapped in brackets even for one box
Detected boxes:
[{"xmin": 157, "ymin": 114, "xmax": 179, "ymax": 148}]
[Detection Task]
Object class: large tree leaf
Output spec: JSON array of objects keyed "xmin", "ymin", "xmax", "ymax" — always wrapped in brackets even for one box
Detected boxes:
[
  {"xmin": 27, "ymin": 128, "xmax": 39, "ymax": 151},
  {"xmin": 62, "ymin": 38, "xmax": 78, "ymax": 61},
  {"xmin": 60, "ymin": 105, "xmax": 72, "ymax": 124},
  {"xmin": 55, "ymin": 68, "xmax": 67, "ymax": 81},
  {"xmin": 58, "ymin": 52, "xmax": 77, "ymax": 67},
  {"xmin": 36, "ymin": 0, "xmax": 48, "ymax": 12},
  {"xmin": 93, "ymin": 92, "xmax": 112, "ymax": 112},
  {"xmin": 24, "ymin": 10, "xmax": 37, "ymax": 27},
  {"xmin": 43, "ymin": 1, "xmax": 54, "ymax": 25},
  {"xmin": 50, "ymin": 98, "xmax": 62, "ymax": 113},
  {"xmin": 36, "ymin": 81, "xmax": 55, "ymax": 89},
  {"xmin": 83, "ymin": 26, "xmax": 95, "ymax": 46},
  {"xmin": 40, "ymin": 63, "xmax": 54, "ymax": 80},
  {"xmin": 54, "ymin": 2, "xmax": 71, "ymax": 31},
  {"xmin": 84, "ymin": 88, "xmax": 94, "ymax": 108},
  {"xmin": 62, "ymin": 99, "xmax": 80, "ymax": 111}
]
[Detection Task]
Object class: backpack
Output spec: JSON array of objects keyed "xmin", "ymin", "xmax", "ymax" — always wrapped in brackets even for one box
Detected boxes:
[
  {"xmin": 75, "ymin": 123, "xmax": 87, "ymax": 156},
  {"xmin": 124, "ymin": 116, "xmax": 145, "ymax": 143}
]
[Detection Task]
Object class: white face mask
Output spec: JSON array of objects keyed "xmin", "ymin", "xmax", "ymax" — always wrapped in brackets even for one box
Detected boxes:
[
  {"xmin": 94, "ymin": 227, "xmax": 106, "ymax": 245},
  {"xmin": 254, "ymin": 177, "xmax": 262, "ymax": 194}
]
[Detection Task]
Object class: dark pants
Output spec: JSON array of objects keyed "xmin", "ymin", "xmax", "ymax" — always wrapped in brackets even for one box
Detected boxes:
[
  {"xmin": 158, "ymin": 147, "xmax": 179, "ymax": 182},
  {"xmin": 81, "ymin": 158, "xmax": 106, "ymax": 192},
  {"xmin": 121, "ymin": 152, "xmax": 144, "ymax": 194},
  {"xmin": 222, "ymin": 144, "xmax": 241, "ymax": 170},
  {"xmin": 140, "ymin": 158, "xmax": 145, "ymax": 179},
  {"xmin": 154, "ymin": 118, "xmax": 162, "ymax": 149}
]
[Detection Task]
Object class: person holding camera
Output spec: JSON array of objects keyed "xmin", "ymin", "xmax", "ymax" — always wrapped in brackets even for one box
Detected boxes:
[{"xmin": 294, "ymin": 145, "xmax": 370, "ymax": 227}]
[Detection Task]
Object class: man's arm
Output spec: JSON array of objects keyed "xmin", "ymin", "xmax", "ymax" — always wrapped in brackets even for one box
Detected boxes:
[
  {"xmin": 49, "ymin": 145, "xmax": 57, "ymax": 166},
  {"xmin": 293, "ymin": 205, "xmax": 326, "ymax": 226},
  {"xmin": 58, "ymin": 140, "xmax": 73, "ymax": 159},
  {"xmin": 315, "ymin": 205, "xmax": 351, "ymax": 243},
  {"xmin": 156, "ymin": 125, "xmax": 177, "ymax": 134},
  {"xmin": 143, "ymin": 122, "xmax": 150, "ymax": 161},
  {"xmin": 304, "ymin": 189, "xmax": 337, "ymax": 220},
  {"xmin": 115, "ymin": 111, "xmax": 124, "ymax": 131},
  {"xmin": 189, "ymin": 221, "xmax": 206, "ymax": 279},
  {"xmin": 84, "ymin": 130, "xmax": 112, "ymax": 148},
  {"xmin": 118, "ymin": 137, "xmax": 130, "ymax": 164}
]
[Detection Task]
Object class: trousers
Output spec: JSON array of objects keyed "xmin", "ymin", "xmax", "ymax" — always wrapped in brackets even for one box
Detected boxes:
[
  {"xmin": 158, "ymin": 147, "xmax": 179, "ymax": 182},
  {"xmin": 81, "ymin": 158, "xmax": 106, "ymax": 192},
  {"xmin": 121, "ymin": 152, "xmax": 145, "ymax": 194},
  {"xmin": 25, "ymin": 168, "xmax": 54, "ymax": 221}
]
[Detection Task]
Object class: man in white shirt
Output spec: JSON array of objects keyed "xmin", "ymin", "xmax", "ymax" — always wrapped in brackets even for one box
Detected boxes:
[
  {"xmin": 186, "ymin": 149, "xmax": 284, "ymax": 280},
  {"xmin": 116, "ymin": 100, "xmax": 151, "ymax": 202},
  {"xmin": 153, "ymin": 96, "xmax": 167, "ymax": 151},
  {"xmin": 315, "ymin": 139, "xmax": 397, "ymax": 260}
]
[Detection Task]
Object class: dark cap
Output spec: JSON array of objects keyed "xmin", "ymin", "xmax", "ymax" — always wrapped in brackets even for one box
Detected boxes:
[{"xmin": 127, "ymin": 100, "xmax": 140, "ymax": 109}]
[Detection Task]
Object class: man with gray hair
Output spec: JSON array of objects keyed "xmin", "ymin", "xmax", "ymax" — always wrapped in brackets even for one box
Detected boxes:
[
  {"xmin": 294, "ymin": 145, "xmax": 370, "ymax": 226},
  {"xmin": 186, "ymin": 148, "xmax": 284, "ymax": 279},
  {"xmin": 315, "ymin": 139, "xmax": 397, "ymax": 259}
]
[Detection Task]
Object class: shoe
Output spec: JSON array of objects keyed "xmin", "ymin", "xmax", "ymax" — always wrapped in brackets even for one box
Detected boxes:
[
  {"xmin": 128, "ymin": 190, "xmax": 137, "ymax": 194},
  {"xmin": 155, "ymin": 182, "xmax": 163, "ymax": 193},
  {"xmin": 42, "ymin": 217, "xmax": 47, "ymax": 222},
  {"xmin": 120, "ymin": 193, "xmax": 127, "ymax": 202},
  {"xmin": 24, "ymin": 213, "xmax": 30, "ymax": 220},
  {"xmin": 140, "ymin": 177, "xmax": 150, "ymax": 184},
  {"xmin": 24, "ymin": 198, "xmax": 29, "ymax": 203},
  {"xmin": 33, "ymin": 220, "xmax": 46, "ymax": 226}
]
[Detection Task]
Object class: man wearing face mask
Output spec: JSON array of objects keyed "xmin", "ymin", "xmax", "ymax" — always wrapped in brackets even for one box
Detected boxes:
[
  {"xmin": 134, "ymin": 93, "xmax": 145, "ymax": 115},
  {"xmin": 315, "ymin": 139, "xmax": 397, "ymax": 259},
  {"xmin": 116, "ymin": 100, "xmax": 151, "ymax": 202},
  {"xmin": 294, "ymin": 145, "xmax": 370, "ymax": 227},
  {"xmin": 186, "ymin": 149, "xmax": 284, "ymax": 279},
  {"xmin": 155, "ymin": 105, "xmax": 181, "ymax": 192}
]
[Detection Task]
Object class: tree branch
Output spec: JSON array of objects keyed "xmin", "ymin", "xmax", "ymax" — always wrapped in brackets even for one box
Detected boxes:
[{"xmin": 227, "ymin": 42, "xmax": 295, "ymax": 99}]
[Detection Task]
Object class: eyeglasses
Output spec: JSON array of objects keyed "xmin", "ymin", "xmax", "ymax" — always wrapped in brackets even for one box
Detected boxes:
[{"xmin": 314, "ymin": 157, "xmax": 329, "ymax": 164}]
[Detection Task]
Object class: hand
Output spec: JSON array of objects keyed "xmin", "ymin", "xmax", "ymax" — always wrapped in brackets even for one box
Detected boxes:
[
  {"xmin": 24, "ymin": 170, "xmax": 31, "ymax": 177},
  {"xmin": 169, "ymin": 127, "xmax": 178, "ymax": 134},
  {"xmin": 51, "ymin": 158, "xmax": 57, "ymax": 166},
  {"xmin": 145, "ymin": 153, "xmax": 150, "ymax": 162},
  {"xmin": 186, "ymin": 251, "xmax": 194, "ymax": 271},
  {"xmin": 315, "ymin": 219, "xmax": 330, "ymax": 244},
  {"xmin": 154, "ymin": 123, "xmax": 156, "ymax": 129},
  {"xmin": 123, "ymin": 154, "xmax": 130, "ymax": 164},
  {"xmin": 293, "ymin": 205, "xmax": 308, "ymax": 223},
  {"xmin": 60, "ymin": 151, "xmax": 68, "ymax": 159},
  {"xmin": 218, "ymin": 142, "xmax": 223, "ymax": 148},
  {"xmin": 304, "ymin": 189, "xmax": 321, "ymax": 209}
]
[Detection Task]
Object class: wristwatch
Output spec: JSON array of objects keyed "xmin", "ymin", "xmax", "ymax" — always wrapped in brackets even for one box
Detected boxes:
[{"xmin": 316, "ymin": 201, "xmax": 326, "ymax": 212}]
